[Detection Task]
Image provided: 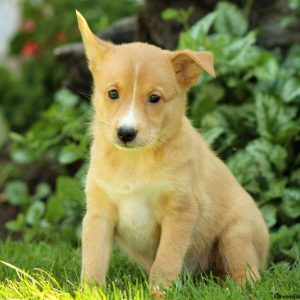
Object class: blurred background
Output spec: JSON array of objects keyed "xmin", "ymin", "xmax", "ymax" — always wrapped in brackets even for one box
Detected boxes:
[{"xmin": 0, "ymin": 0, "xmax": 299, "ymax": 264}]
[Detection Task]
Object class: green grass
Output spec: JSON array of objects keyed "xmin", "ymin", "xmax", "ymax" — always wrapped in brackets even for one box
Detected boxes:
[{"xmin": 0, "ymin": 241, "xmax": 299, "ymax": 299}]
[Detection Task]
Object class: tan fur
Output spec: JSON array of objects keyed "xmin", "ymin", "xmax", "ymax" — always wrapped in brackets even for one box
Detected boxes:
[{"xmin": 76, "ymin": 11, "xmax": 269, "ymax": 287}]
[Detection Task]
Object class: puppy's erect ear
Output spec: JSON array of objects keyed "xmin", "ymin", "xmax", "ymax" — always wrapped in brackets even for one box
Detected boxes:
[
  {"xmin": 76, "ymin": 11, "xmax": 112, "ymax": 68},
  {"xmin": 170, "ymin": 50, "xmax": 215, "ymax": 89}
]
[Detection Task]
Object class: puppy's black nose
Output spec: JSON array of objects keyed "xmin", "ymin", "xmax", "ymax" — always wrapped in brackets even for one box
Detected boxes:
[{"xmin": 117, "ymin": 126, "xmax": 137, "ymax": 143}]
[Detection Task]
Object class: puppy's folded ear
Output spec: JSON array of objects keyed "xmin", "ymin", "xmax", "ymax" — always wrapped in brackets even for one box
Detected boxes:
[
  {"xmin": 76, "ymin": 10, "xmax": 112, "ymax": 70},
  {"xmin": 170, "ymin": 50, "xmax": 215, "ymax": 89}
]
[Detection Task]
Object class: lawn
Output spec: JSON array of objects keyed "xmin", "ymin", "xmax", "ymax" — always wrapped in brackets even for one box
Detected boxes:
[{"xmin": 0, "ymin": 241, "xmax": 299, "ymax": 299}]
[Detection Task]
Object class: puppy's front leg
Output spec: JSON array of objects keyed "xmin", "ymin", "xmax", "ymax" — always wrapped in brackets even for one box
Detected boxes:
[
  {"xmin": 150, "ymin": 204, "xmax": 197, "ymax": 287},
  {"xmin": 81, "ymin": 182, "xmax": 116, "ymax": 285},
  {"xmin": 81, "ymin": 212, "xmax": 115, "ymax": 285}
]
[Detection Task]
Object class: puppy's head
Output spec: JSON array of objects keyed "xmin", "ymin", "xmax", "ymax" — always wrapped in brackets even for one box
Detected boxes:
[{"xmin": 77, "ymin": 11, "xmax": 215, "ymax": 150}]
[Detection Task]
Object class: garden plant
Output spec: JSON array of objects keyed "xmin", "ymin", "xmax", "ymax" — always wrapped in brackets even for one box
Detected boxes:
[{"xmin": 0, "ymin": 1, "xmax": 299, "ymax": 299}]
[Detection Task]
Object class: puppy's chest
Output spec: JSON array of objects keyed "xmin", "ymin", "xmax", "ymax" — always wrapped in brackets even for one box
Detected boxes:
[
  {"xmin": 116, "ymin": 188, "xmax": 159, "ymax": 255},
  {"xmin": 117, "ymin": 188, "xmax": 156, "ymax": 233},
  {"xmin": 96, "ymin": 177, "xmax": 171, "ymax": 250}
]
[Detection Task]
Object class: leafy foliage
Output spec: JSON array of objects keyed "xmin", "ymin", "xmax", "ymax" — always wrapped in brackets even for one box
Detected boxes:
[
  {"xmin": 161, "ymin": 6, "xmax": 194, "ymax": 31},
  {"xmin": 175, "ymin": 2, "xmax": 300, "ymax": 261},
  {"xmin": 0, "ymin": 0, "xmax": 137, "ymax": 132},
  {"xmin": 0, "ymin": 0, "xmax": 137, "ymax": 243},
  {"xmin": 4, "ymin": 89, "xmax": 89, "ymax": 242}
]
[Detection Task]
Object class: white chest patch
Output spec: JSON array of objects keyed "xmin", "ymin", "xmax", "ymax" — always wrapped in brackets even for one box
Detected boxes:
[
  {"xmin": 94, "ymin": 178, "xmax": 172, "ymax": 253},
  {"xmin": 119, "ymin": 193, "xmax": 152, "ymax": 230}
]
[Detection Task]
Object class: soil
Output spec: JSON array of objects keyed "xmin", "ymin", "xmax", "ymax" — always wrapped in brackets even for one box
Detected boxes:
[{"xmin": 0, "ymin": 200, "xmax": 21, "ymax": 240}]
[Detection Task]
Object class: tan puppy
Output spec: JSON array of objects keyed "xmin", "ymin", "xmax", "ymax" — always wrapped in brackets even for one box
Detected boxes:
[{"xmin": 76, "ymin": 11, "xmax": 269, "ymax": 288}]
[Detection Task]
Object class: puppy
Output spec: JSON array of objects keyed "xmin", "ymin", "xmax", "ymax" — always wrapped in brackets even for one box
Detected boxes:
[{"xmin": 76, "ymin": 11, "xmax": 269, "ymax": 288}]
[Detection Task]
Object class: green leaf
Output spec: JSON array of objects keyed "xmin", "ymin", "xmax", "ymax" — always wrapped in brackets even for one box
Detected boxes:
[
  {"xmin": 46, "ymin": 176, "xmax": 84, "ymax": 224},
  {"xmin": 255, "ymin": 93, "xmax": 299, "ymax": 142},
  {"xmin": 282, "ymin": 243, "xmax": 300, "ymax": 260},
  {"xmin": 259, "ymin": 179, "xmax": 287, "ymax": 204},
  {"xmin": 280, "ymin": 77, "xmax": 300, "ymax": 103},
  {"xmin": 11, "ymin": 149, "xmax": 34, "ymax": 164},
  {"xmin": 56, "ymin": 176, "xmax": 84, "ymax": 203},
  {"xmin": 268, "ymin": 144, "xmax": 288, "ymax": 172},
  {"xmin": 260, "ymin": 204, "xmax": 277, "ymax": 228},
  {"xmin": 282, "ymin": 188, "xmax": 300, "ymax": 219},
  {"xmin": 227, "ymin": 150, "xmax": 261, "ymax": 194},
  {"xmin": 5, "ymin": 214, "xmax": 25, "ymax": 231},
  {"xmin": 288, "ymin": 0, "xmax": 300, "ymax": 10},
  {"xmin": 223, "ymin": 32, "xmax": 257, "ymax": 68},
  {"xmin": 9, "ymin": 132, "xmax": 24, "ymax": 143},
  {"xmin": 214, "ymin": 2, "xmax": 248, "ymax": 36},
  {"xmin": 279, "ymin": 16, "xmax": 296, "ymax": 29},
  {"xmin": 34, "ymin": 183, "xmax": 51, "ymax": 200},
  {"xmin": 254, "ymin": 52, "xmax": 279, "ymax": 81},
  {"xmin": 189, "ymin": 12, "xmax": 216, "ymax": 40},
  {"xmin": 247, "ymin": 139, "xmax": 287, "ymax": 173},
  {"xmin": 161, "ymin": 8, "xmax": 179, "ymax": 21},
  {"xmin": 46, "ymin": 195, "xmax": 65, "ymax": 224},
  {"xmin": 228, "ymin": 139, "xmax": 287, "ymax": 194},
  {"xmin": 178, "ymin": 32, "xmax": 197, "ymax": 50},
  {"xmin": 54, "ymin": 88, "xmax": 79, "ymax": 107},
  {"xmin": 191, "ymin": 83, "xmax": 224, "ymax": 125},
  {"xmin": 291, "ymin": 169, "xmax": 300, "ymax": 186},
  {"xmin": 284, "ymin": 45, "xmax": 300, "ymax": 73},
  {"xmin": 203, "ymin": 127, "xmax": 224, "ymax": 145},
  {"xmin": 25, "ymin": 201, "xmax": 45, "ymax": 226},
  {"xmin": 58, "ymin": 143, "xmax": 84, "ymax": 165},
  {"xmin": 271, "ymin": 225, "xmax": 295, "ymax": 252},
  {"xmin": 4, "ymin": 181, "xmax": 29, "ymax": 206}
]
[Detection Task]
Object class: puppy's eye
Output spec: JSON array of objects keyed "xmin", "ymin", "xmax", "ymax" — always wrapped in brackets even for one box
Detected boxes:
[
  {"xmin": 148, "ymin": 94, "xmax": 161, "ymax": 104},
  {"xmin": 108, "ymin": 89, "xmax": 119, "ymax": 100}
]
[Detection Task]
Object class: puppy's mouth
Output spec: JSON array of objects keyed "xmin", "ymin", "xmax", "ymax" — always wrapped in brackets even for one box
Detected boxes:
[
  {"xmin": 114, "ymin": 141, "xmax": 143, "ymax": 150},
  {"xmin": 121, "ymin": 142, "xmax": 137, "ymax": 148}
]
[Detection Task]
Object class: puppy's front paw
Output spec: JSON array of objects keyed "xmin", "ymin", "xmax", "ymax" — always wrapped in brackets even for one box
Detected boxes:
[
  {"xmin": 149, "ymin": 265, "xmax": 177, "ymax": 289},
  {"xmin": 81, "ymin": 270, "xmax": 106, "ymax": 287},
  {"xmin": 81, "ymin": 278, "xmax": 106, "ymax": 287},
  {"xmin": 151, "ymin": 285, "xmax": 166, "ymax": 298},
  {"xmin": 233, "ymin": 269, "xmax": 260, "ymax": 288}
]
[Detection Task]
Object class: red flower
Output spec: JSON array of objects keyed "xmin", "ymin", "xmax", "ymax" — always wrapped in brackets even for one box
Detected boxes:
[
  {"xmin": 21, "ymin": 20, "xmax": 36, "ymax": 32},
  {"xmin": 21, "ymin": 40, "xmax": 39, "ymax": 58},
  {"xmin": 55, "ymin": 32, "xmax": 66, "ymax": 43}
]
